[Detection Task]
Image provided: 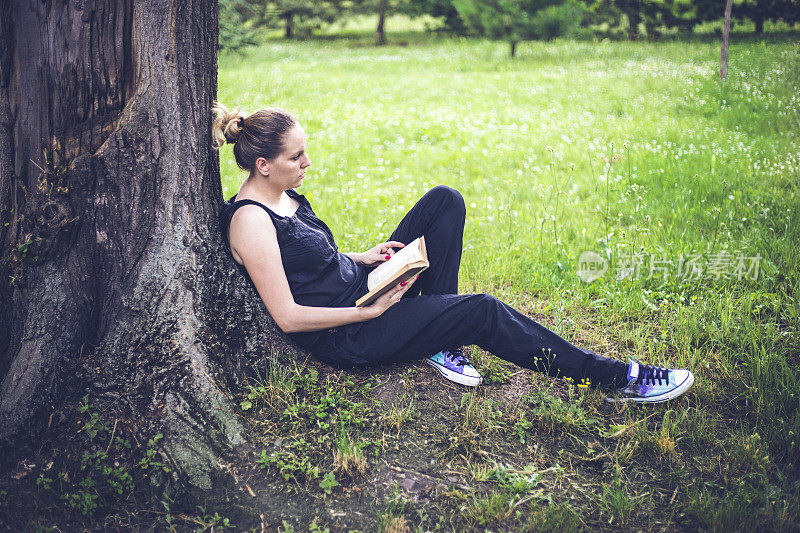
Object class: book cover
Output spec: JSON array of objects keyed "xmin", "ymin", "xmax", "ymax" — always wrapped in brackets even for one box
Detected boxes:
[{"xmin": 355, "ymin": 236, "xmax": 429, "ymax": 307}]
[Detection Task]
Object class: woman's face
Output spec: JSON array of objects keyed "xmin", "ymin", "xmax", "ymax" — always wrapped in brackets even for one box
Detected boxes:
[{"xmin": 261, "ymin": 123, "xmax": 312, "ymax": 189}]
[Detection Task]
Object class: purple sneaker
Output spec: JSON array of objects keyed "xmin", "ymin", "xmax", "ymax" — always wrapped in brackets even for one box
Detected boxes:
[
  {"xmin": 426, "ymin": 348, "xmax": 483, "ymax": 387},
  {"xmin": 606, "ymin": 359, "xmax": 694, "ymax": 403}
]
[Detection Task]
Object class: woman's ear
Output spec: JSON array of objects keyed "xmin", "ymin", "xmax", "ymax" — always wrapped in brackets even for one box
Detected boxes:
[{"xmin": 255, "ymin": 157, "xmax": 270, "ymax": 177}]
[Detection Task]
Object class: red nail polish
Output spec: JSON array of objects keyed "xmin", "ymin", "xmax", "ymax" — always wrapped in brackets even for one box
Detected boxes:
[
  {"xmin": 401, "ymin": 281, "xmax": 407, "ymax": 286},
  {"xmin": 385, "ymin": 255, "xmax": 391, "ymax": 260}
]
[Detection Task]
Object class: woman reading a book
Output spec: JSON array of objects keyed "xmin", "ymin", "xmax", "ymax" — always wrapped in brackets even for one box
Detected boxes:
[{"xmin": 214, "ymin": 103, "xmax": 694, "ymax": 403}]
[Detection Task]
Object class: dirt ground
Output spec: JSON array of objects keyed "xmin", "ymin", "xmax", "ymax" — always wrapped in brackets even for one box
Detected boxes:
[{"xmin": 2, "ymin": 350, "xmax": 718, "ymax": 532}]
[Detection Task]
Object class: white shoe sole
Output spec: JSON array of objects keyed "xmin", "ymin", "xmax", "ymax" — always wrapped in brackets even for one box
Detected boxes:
[
  {"xmin": 426, "ymin": 359, "xmax": 483, "ymax": 387},
  {"xmin": 606, "ymin": 371, "xmax": 695, "ymax": 404}
]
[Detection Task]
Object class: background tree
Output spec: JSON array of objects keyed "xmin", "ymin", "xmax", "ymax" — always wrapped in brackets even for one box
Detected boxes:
[
  {"xmin": 583, "ymin": 0, "xmax": 694, "ymax": 40},
  {"xmin": 261, "ymin": 0, "xmax": 342, "ymax": 39},
  {"xmin": 409, "ymin": 0, "xmax": 469, "ymax": 33},
  {"xmin": 612, "ymin": 0, "xmax": 643, "ymax": 38},
  {"xmin": 582, "ymin": 0, "xmax": 798, "ymax": 39},
  {"xmin": 640, "ymin": 0, "xmax": 701, "ymax": 36},
  {"xmin": 219, "ymin": 0, "xmax": 260, "ymax": 50},
  {"xmin": 0, "ymin": 0, "xmax": 300, "ymax": 504},
  {"xmin": 454, "ymin": 0, "xmax": 583, "ymax": 57},
  {"xmin": 347, "ymin": 0, "xmax": 415, "ymax": 45},
  {"xmin": 736, "ymin": 0, "xmax": 800, "ymax": 34}
]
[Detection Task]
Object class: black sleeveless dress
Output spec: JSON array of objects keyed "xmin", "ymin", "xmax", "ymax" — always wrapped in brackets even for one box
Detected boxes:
[{"xmin": 220, "ymin": 189, "xmax": 368, "ymax": 348}]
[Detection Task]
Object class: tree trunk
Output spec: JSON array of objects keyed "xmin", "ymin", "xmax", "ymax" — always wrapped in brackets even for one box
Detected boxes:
[
  {"xmin": 0, "ymin": 0, "xmax": 302, "ymax": 505},
  {"xmin": 622, "ymin": 0, "xmax": 641, "ymax": 40},
  {"xmin": 285, "ymin": 12, "xmax": 294, "ymax": 39},
  {"xmin": 510, "ymin": 40, "xmax": 518, "ymax": 58},
  {"xmin": 0, "ymin": 2, "xmax": 14, "ymax": 373},
  {"xmin": 375, "ymin": 0, "xmax": 388, "ymax": 46},
  {"xmin": 721, "ymin": 0, "xmax": 734, "ymax": 79},
  {"xmin": 628, "ymin": 10, "xmax": 641, "ymax": 40},
  {"xmin": 754, "ymin": 15, "xmax": 764, "ymax": 35}
]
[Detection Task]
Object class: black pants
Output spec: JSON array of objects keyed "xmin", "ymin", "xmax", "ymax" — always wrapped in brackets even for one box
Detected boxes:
[{"xmin": 312, "ymin": 186, "xmax": 629, "ymax": 389}]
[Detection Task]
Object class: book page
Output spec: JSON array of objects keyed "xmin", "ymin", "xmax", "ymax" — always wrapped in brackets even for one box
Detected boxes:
[{"xmin": 367, "ymin": 237, "xmax": 423, "ymax": 291}]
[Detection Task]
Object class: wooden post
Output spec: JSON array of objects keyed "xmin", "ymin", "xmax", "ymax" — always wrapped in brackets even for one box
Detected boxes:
[{"xmin": 721, "ymin": 0, "xmax": 733, "ymax": 79}]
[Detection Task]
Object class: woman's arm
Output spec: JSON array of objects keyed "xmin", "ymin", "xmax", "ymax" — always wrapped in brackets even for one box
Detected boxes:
[
  {"xmin": 344, "ymin": 251, "xmax": 365, "ymax": 264},
  {"xmin": 229, "ymin": 206, "xmax": 415, "ymax": 334},
  {"xmin": 345, "ymin": 241, "xmax": 405, "ymax": 266}
]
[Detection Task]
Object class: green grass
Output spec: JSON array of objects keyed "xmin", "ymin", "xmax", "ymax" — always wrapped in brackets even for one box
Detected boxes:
[
  {"xmin": 5, "ymin": 28, "xmax": 796, "ymax": 533},
  {"xmin": 216, "ymin": 32, "xmax": 799, "ymax": 530}
]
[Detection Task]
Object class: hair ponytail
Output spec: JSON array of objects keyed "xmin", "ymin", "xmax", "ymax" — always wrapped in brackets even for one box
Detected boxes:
[{"xmin": 211, "ymin": 101, "xmax": 247, "ymax": 148}]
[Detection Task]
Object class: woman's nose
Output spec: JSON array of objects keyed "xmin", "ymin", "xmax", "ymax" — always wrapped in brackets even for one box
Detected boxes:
[{"xmin": 302, "ymin": 154, "xmax": 312, "ymax": 167}]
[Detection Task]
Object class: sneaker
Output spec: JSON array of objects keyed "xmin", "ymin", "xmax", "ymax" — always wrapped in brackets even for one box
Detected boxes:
[
  {"xmin": 606, "ymin": 360, "xmax": 694, "ymax": 404},
  {"xmin": 426, "ymin": 348, "xmax": 483, "ymax": 387}
]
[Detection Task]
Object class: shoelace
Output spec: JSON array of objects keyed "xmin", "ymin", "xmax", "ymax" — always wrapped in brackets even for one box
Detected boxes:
[
  {"xmin": 445, "ymin": 349, "xmax": 469, "ymax": 367},
  {"xmin": 637, "ymin": 364, "xmax": 670, "ymax": 386}
]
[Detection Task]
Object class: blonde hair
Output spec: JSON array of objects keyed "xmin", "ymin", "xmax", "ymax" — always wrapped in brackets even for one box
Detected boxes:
[
  {"xmin": 211, "ymin": 101, "xmax": 297, "ymax": 172},
  {"xmin": 211, "ymin": 102, "xmax": 247, "ymax": 148}
]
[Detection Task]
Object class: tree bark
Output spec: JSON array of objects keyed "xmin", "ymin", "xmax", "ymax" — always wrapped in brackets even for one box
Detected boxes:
[
  {"xmin": 510, "ymin": 40, "xmax": 518, "ymax": 58},
  {"xmin": 0, "ymin": 0, "xmax": 302, "ymax": 504},
  {"xmin": 722, "ymin": 0, "xmax": 734, "ymax": 79},
  {"xmin": 0, "ymin": 2, "xmax": 15, "ymax": 371}
]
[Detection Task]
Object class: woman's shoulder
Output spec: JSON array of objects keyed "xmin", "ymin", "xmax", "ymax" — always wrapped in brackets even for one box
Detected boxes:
[
  {"xmin": 224, "ymin": 197, "xmax": 275, "ymax": 229},
  {"xmin": 230, "ymin": 201, "xmax": 274, "ymax": 222},
  {"xmin": 227, "ymin": 206, "xmax": 278, "ymax": 253},
  {"xmin": 220, "ymin": 196, "xmax": 275, "ymax": 253}
]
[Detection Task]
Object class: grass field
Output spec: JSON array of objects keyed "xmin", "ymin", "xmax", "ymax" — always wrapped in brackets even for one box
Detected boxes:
[{"xmin": 216, "ymin": 31, "xmax": 800, "ymax": 531}]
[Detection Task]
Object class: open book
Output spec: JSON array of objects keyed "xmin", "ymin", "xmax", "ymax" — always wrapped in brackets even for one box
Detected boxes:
[{"xmin": 355, "ymin": 236, "xmax": 429, "ymax": 307}]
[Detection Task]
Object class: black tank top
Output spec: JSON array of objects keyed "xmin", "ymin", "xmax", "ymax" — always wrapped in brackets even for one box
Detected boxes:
[{"xmin": 220, "ymin": 189, "xmax": 368, "ymax": 346}]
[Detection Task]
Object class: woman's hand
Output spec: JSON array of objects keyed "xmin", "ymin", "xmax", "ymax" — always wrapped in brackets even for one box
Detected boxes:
[
  {"xmin": 356, "ymin": 241, "xmax": 405, "ymax": 267},
  {"xmin": 360, "ymin": 274, "xmax": 418, "ymax": 320}
]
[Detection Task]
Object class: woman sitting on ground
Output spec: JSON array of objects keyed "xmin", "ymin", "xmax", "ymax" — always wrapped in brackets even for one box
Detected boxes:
[{"xmin": 213, "ymin": 102, "xmax": 694, "ymax": 403}]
